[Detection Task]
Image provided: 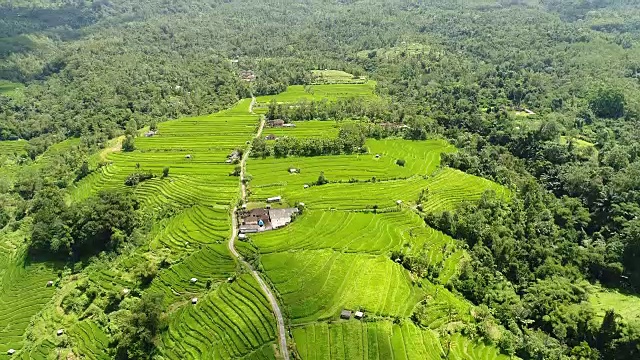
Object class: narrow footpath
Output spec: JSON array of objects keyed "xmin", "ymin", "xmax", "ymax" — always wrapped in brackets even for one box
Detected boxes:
[{"xmin": 227, "ymin": 96, "xmax": 290, "ymax": 360}]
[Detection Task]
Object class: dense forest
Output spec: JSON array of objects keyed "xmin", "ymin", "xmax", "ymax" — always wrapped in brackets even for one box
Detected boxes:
[{"xmin": 3, "ymin": 0, "xmax": 640, "ymax": 359}]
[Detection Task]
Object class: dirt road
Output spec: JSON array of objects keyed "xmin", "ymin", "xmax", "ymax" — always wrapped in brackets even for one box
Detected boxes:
[{"xmin": 227, "ymin": 97, "xmax": 288, "ymax": 359}]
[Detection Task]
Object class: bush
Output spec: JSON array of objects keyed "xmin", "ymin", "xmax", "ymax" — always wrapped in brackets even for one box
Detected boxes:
[
  {"xmin": 396, "ymin": 159, "xmax": 406, "ymax": 167},
  {"xmin": 125, "ymin": 172, "xmax": 155, "ymax": 186},
  {"xmin": 162, "ymin": 167, "xmax": 170, "ymax": 178}
]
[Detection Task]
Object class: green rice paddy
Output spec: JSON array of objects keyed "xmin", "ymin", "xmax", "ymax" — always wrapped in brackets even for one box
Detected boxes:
[
  {"xmin": 1, "ymin": 84, "xmax": 512, "ymax": 358},
  {"xmin": 310, "ymin": 70, "xmax": 367, "ymax": 84},
  {"xmin": 293, "ymin": 321, "xmax": 509, "ymax": 360},
  {"xmin": 255, "ymin": 81, "xmax": 376, "ymax": 104}
]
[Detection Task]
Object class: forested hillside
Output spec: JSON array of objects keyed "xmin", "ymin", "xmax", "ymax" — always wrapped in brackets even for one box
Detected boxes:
[{"xmin": 2, "ymin": 0, "xmax": 640, "ymax": 359}]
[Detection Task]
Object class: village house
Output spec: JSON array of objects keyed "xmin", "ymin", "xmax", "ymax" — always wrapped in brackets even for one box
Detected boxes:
[{"xmin": 268, "ymin": 119, "xmax": 285, "ymax": 127}]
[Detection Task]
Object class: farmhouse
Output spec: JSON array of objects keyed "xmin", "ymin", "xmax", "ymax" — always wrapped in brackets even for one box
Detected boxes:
[
  {"xmin": 268, "ymin": 119, "xmax": 285, "ymax": 127},
  {"xmin": 340, "ymin": 310, "xmax": 352, "ymax": 319},
  {"xmin": 238, "ymin": 206, "xmax": 299, "ymax": 233},
  {"xmin": 242, "ymin": 208, "xmax": 270, "ymax": 226}
]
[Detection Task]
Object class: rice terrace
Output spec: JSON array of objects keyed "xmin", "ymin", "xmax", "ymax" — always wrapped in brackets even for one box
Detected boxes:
[{"xmin": 2, "ymin": 1, "xmax": 640, "ymax": 359}]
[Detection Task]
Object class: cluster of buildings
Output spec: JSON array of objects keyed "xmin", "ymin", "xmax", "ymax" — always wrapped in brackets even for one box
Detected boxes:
[
  {"xmin": 267, "ymin": 119, "xmax": 296, "ymax": 128},
  {"xmin": 238, "ymin": 206, "xmax": 299, "ymax": 234}
]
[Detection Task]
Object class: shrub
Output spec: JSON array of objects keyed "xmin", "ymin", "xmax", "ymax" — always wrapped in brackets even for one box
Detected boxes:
[
  {"xmin": 125, "ymin": 172, "xmax": 155, "ymax": 186},
  {"xmin": 396, "ymin": 159, "xmax": 406, "ymax": 167},
  {"xmin": 162, "ymin": 167, "xmax": 170, "ymax": 178}
]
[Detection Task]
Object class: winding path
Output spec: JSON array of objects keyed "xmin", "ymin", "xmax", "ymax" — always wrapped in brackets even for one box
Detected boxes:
[{"xmin": 227, "ymin": 96, "xmax": 290, "ymax": 359}]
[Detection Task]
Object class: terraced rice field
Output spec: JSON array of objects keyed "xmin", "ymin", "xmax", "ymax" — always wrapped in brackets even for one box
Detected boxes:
[
  {"xmin": 247, "ymin": 139, "xmax": 455, "ymax": 191},
  {"xmin": 293, "ymin": 321, "xmax": 510, "ymax": 360},
  {"xmin": 252, "ymin": 211, "xmax": 460, "ymax": 273},
  {"xmin": 262, "ymin": 250, "xmax": 423, "ymax": 324},
  {"xmin": 0, "ymin": 245, "xmax": 57, "ymax": 355},
  {"xmin": 69, "ymin": 99, "xmax": 277, "ymax": 358},
  {"xmin": 250, "ymin": 167, "xmax": 508, "ymax": 211},
  {"xmin": 246, "ymin": 117, "xmax": 510, "ymax": 359},
  {"xmin": 310, "ymin": 70, "xmax": 367, "ymax": 84},
  {"xmin": 0, "ymin": 139, "xmax": 27, "ymax": 157},
  {"xmin": 255, "ymin": 82, "xmax": 376, "ymax": 104},
  {"xmin": 159, "ymin": 274, "xmax": 277, "ymax": 359},
  {"xmin": 68, "ymin": 320, "xmax": 110, "ymax": 359},
  {"xmin": 72, "ymin": 100, "xmax": 257, "ymax": 205},
  {"xmin": 264, "ymin": 120, "xmax": 350, "ymax": 139}
]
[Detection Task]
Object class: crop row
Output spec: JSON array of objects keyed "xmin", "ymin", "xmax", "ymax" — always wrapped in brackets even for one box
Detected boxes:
[
  {"xmin": 261, "ymin": 250, "xmax": 423, "ymax": 324},
  {"xmin": 293, "ymin": 320, "xmax": 509, "ymax": 360},
  {"xmin": 159, "ymin": 274, "xmax": 277, "ymax": 359}
]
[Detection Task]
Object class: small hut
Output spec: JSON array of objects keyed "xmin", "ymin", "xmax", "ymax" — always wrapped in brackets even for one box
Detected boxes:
[
  {"xmin": 267, "ymin": 196, "xmax": 282, "ymax": 203},
  {"xmin": 340, "ymin": 310, "xmax": 352, "ymax": 320},
  {"xmin": 396, "ymin": 200, "xmax": 403, "ymax": 205},
  {"xmin": 190, "ymin": 277, "xmax": 198, "ymax": 283},
  {"xmin": 191, "ymin": 297, "xmax": 198, "ymax": 304},
  {"xmin": 375, "ymin": 154, "xmax": 381, "ymax": 158},
  {"xmin": 303, "ymin": 184, "xmax": 309, "ymax": 189},
  {"xmin": 185, "ymin": 154, "xmax": 192, "ymax": 159},
  {"xmin": 7, "ymin": 349, "xmax": 15, "ymax": 355},
  {"xmin": 46, "ymin": 280, "xmax": 54, "ymax": 287},
  {"xmin": 122, "ymin": 288, "xmax": 130, "ymax": 295},
  {"xmin": 289, "ymin": 168, "xmax": 299, "ymax": 174},
  {"xmin": 57, "ymin": 329, "xmax": 64, "ymax": 336},
  {"xmin": 354, "ymin": 311, "xmax": 364, "ymax": 320},
  {"xmin": 238, "ymin": 233, "xmax": 247, "ymax": 240}
]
